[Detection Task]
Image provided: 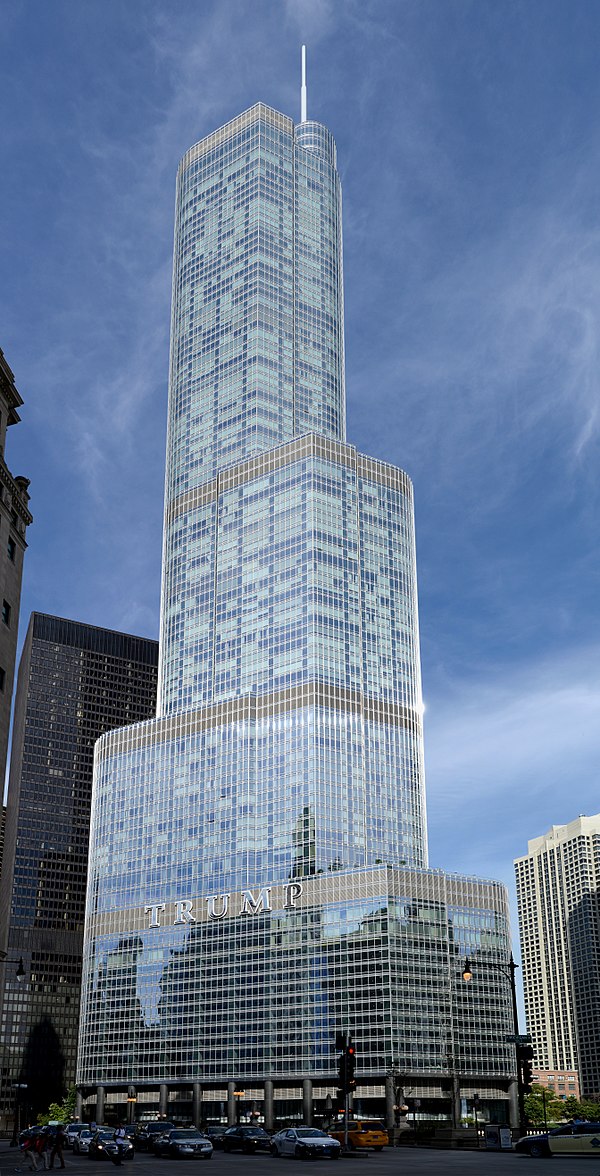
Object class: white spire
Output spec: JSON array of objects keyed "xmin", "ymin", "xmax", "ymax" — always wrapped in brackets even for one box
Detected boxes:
[{"xmin": 301, "ymin": 44, "xmax": 307, "ymax": 123}]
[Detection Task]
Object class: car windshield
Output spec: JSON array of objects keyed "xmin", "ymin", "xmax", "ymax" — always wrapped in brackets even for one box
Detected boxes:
[
  {"xmin": 361, "ymin": 1123, "xmax": 384, "ymax": 1130},
  {"xmin": 171, "ymin": 1131, "xmax": 203, "ymax": 1139},
  {"xmin": 241, "ymin": 1127, "xmax": 267, "ymax": 1135},
  {"xmin": 297, "ymin": 1130, "xmax": 328, "ymax": 1139},
  {"xmin": 97, "ymin": 1132, "xmax": 114, "ymax": 1141}
]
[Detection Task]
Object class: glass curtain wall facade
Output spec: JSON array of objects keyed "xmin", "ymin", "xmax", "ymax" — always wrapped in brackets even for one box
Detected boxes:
[
  {"xmin": 78, "ymin": 102, "xmax": 514, "ymax": 1121},
  {"xmin": 0, "ymin": 615, "xmax": 158, "ymax": 1123}
]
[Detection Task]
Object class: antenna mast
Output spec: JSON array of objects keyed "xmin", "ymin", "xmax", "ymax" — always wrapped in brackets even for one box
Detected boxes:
[{"xmin": 301, "ymin": 45, "xmax": 307, "ymax": 122}]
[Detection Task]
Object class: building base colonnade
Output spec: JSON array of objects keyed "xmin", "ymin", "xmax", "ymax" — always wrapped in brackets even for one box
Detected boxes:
[{"xmin": 79, "ymin": 1074, "xmax": 515, "ymax": 1132}]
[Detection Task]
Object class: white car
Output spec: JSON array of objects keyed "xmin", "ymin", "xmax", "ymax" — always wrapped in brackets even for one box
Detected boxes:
[
  {"xmin": 270, "ymin": 1128, "xmax": 341, "ymax": 1160},
  {"xmin": 72, "ymin": 1129, "xmax": 93, "ymax": 1155}
]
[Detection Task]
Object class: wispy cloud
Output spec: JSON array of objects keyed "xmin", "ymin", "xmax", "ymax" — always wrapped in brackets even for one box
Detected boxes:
[{"xmin": 425, "ymin": 643, "xmax": 600, "ymax": 883}]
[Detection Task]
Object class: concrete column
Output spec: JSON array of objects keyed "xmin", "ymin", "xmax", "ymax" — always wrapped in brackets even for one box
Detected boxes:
[
  {"xmin": 263, "ymin": 1080, "xmax": 274, "ymax": 1132},
  {"xmin": 227, "ymin": 1082, "xmax": 236, "ymax": 1125},
  {"xmin": 127, "ymin": 1087, "xmax": 136, "ymax": 1124},
  {"xmin": 192, "ymin": 1083, "xmax": 203, "ymax": 1128},
  {"xmin": 96, "ymin": 1086, "xmax": 105, "ymax": 1125},
  {"xmin": 75, "ymin": 1090, "xmax": 83, "ymax": 1121},
  {"xmin": 302, "ymin": 1079, "xmax": 312, "ymax": 1126},
  {"xmin": 451, "ymin": 1074, "xmax": 461, "ymax": 1131},
  {"xmin": 159, "ymin": 1084, "xmax": 168, "ymax": 1118},
  {"xmin": 384, "ymin": 1075, "xmax": 395, "ymax": 1131}
]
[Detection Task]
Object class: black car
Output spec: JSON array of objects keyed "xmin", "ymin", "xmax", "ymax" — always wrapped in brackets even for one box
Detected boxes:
[
  {"xmin": 222, "ymin": 1126, "xmax": 272, "ymax": 1154},
  {"xmin": 202, "ymin": 1128, "xmax": 225, "ymax": 1149},
  {"xmin": 134, "ymin": 1122, "xmax": 175, "ymax": 1151},
  {"xmin": 88, "ymin": 1129, "xmax": 134, "ymax": 1162},
  {"xmin": 153, "ymin": 1129, "xmax": 213, "ymax": 1160}
]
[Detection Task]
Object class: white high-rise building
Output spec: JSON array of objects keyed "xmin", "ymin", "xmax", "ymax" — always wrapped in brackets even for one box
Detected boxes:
[
  {"xmin": 515, "ymin": 815, "xmax": 600, "ymax": 1098},
  {"xmin": 77, "ymin": 80, "xmax": 515, "ymax": 1128}
]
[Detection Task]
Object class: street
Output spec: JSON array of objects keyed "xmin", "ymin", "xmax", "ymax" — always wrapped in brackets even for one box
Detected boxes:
[{"xmin": 1, "ymin": 1141, "xmax": 598, "ymax": 1176}]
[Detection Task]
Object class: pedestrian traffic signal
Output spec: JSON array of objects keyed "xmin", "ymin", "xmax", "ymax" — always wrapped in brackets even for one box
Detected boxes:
[{"xmin": 519, "ymin": 1044, "xmax": 534, "ymax": 1093}]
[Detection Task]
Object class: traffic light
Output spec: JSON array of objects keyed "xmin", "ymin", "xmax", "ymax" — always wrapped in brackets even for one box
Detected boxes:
[
  {"xmin": 519, "ymin": 1044, "xmax": 534, "ymax": 1093},
  {"xmin": 346, "ymin": 1044, "xmax": 357, "ymax": 1092},
  {"xmin": 337, "ymin": 1044, "xmax": 357, "ymax": 1094}
]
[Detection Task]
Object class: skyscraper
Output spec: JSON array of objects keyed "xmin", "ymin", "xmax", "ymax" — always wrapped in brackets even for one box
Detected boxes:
[
  {"xmin": 78, "ymin": 87, "xmax": 515, "ymax": 1127},
  {"xmin": 0, "ymin": 348, "xmax": 32, "ymax": 787},
  {"xmin": 0, "ymin": 615, "xmax": 158, "ymax": 1125},
  {"xmin": 515, "ymin": 815, "xmax": 600, "ymax": 1099}
]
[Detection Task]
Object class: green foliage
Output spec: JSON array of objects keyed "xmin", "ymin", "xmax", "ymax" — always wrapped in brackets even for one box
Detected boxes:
[
  {"xmin": 524, "ymin": 1087, "xmax": 600, "ymax": 1129},
  {"xmin": 37, "ymin": 1086, "xmax": 77, "ymax": 1126},
  {"xmin": 524, "ymin": 1084, "xmax": 566, "ymax": 1128}
]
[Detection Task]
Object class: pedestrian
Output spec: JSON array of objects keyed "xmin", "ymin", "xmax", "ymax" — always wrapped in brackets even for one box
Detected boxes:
[
  {"xmin": 112, "ymin": 1124, "xmax": 127, "ymax": 1166},
  {"xmin": 36, "ymin": 1132, "xmax": 51, "ymax": 1170},
  {"xmin": 49, "ymin": 1125, "xmax": 66, "ymax": 1170},
  {"xmin": 20, "ymin": 1134, "xmax": 39, "ymax": 1171}
]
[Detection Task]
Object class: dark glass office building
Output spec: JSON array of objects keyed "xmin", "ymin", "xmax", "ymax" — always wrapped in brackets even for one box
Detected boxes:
[{"xmin": 0, "ymin": 614, "xmax": 158, "ymax": 1124}]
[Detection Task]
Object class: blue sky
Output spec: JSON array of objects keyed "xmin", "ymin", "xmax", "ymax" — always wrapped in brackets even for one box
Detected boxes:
[{"xmin": 2, "ymin": 0, "xmax": 600, "ymax": 937}]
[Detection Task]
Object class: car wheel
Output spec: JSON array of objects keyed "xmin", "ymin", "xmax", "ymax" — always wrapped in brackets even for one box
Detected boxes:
[
  {"xmin": 270, "ymin": 1145, "xmax": 279, "ymax": 1158},
  {"xmin": 374, "ymin": 1146, "xmax": 383, "ymax": 1152},
  {"xmin": 528, "ymin": 1143, "xmax": 547, "ymax": 1159},
  {"xmin": 330, "ymin": 1152, "xmax": 339, "ymax": 1161}
]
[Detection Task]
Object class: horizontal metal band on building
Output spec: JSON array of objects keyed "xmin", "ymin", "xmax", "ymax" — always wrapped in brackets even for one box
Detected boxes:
[
  {"xmin": 165, "ymin": 431, "xmax": 413, "ymax": 528},
  {"xmin": 95, "ymin": 681, "xmax": 422, "ymax": 761},
  {"xmin": 85, "ymin": 863, "xmax": 508, "ymax": 941}
]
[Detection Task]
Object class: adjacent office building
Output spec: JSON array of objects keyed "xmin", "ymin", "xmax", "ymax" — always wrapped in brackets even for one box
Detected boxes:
[
  {"xmin": 0, "ymin": 349, "xmax": 32, "ymax": 787},
  {"xmin": 515, "ymin": 815, "xmax": 600, "ymax": 1099},
  {"xmin": 0, "ymin": 615, "xmax": 158, "ymax": 1123},
  {"xmin": 77, "ymin": 94, "xmax": 516, "ymax": 1126}
]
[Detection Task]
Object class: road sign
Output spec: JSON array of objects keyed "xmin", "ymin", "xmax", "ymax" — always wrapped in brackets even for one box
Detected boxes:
[{"xmin": 505, "ymin": 1033, "xmax": 532, "ymax": 1043}]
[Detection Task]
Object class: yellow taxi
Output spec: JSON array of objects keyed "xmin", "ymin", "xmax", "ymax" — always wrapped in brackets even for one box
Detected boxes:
[{"xmin": 328, "ymin": 1120, "xmax": 389, "ymax": 1150}]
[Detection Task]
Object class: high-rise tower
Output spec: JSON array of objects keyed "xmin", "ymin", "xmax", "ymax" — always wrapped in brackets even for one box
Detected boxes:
[
  {"xmin": 78, "ymin": 87, "xmax": 515, "ymax": 1128},
  {"xmin": 0, "ymin": 615, "xmax": 158, "ymax": 1124},
  {"xmin": 515, "ymin": 815, "xmax": 600, "ymax": 1099}
]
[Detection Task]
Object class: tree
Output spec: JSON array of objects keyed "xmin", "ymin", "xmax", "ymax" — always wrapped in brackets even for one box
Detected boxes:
[
  {"xmin": 524, "ymin": 1085, "xmax": 564, "ymax": 1127},
  {"xmin": 38, "ymin": 1086, "xmax": 77, "ymax": 1126}
]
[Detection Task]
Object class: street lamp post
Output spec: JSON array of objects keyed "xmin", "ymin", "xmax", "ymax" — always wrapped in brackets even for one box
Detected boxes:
[{"xmin": 462, "ymin": 953, "xmax": 526, "ymax": 1136}]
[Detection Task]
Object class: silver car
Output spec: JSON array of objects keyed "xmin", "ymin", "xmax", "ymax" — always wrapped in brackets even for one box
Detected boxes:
[
  {"xmin": 270, "ymin": 1128, "xmax": 341, "ymax": 1160},
  {"xmin": 72, "ymin": 1129, "xmax": 93, "ymax": 1155}
]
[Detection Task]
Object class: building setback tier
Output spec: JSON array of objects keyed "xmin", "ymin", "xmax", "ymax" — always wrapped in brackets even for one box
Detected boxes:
[{"xmin": 77, "ymin": 864, "xmax": 514, "ymax": 1087}]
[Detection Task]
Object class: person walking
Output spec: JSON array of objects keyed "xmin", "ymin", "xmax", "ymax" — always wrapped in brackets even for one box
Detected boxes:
[
  {"xmin": 20, "ymin": 1134, "xmax": 39, "ymax": 1171},
  {"xmin": 112, "ymin": 1125, "xmax": 127, "ymax": 1166},
  {"xmin": 49, "ymin": 1125, "xmax": 66, "ymax": 1170},
  {"xmin": 35, "ymin": 1132, "xmax": 50, "ymax": 1171}
]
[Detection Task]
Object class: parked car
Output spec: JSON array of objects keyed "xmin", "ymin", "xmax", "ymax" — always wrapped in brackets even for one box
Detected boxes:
[
  {"xmin": 202, "ymin": 1127, "xmax": 225, "ymax": 1149},
  {"xmin": 88, "ymin": 1128, "xmax": 134, "ymax": 1162},
  {"xmin": 328, "ymin": 1120, "xmax": 388, "ymax": 1151},
  {"xmin": 270, "ymin": 1128, "xmax": 341, "ymax": 1160},
  {"xmin": 222, "ymin": 1126, "xmax": 272, "ymax": 1153},
  {"xmin": 515, "ymin": 1122, "xmax": 600, "ymax": 1158},
  {"xmin": 134, "ymin": 1122, "xmax": 175, "ymax": 1151},
  {"xmin": 73, "ymin": 1129, "xmax": 94, "ymax": 1155},
  {"xmin": 152, "ymin": 1128, "xmax": 213, "ymax": 1160},
  {"xmin": 65, "ymin": 1124, "xmax": 88, "ymax": 1149}
]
